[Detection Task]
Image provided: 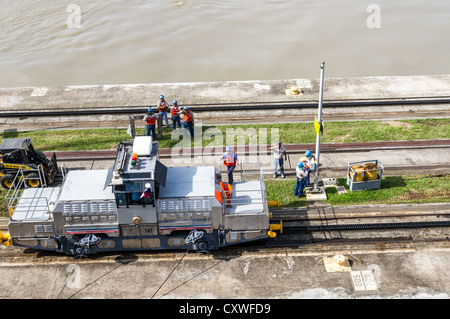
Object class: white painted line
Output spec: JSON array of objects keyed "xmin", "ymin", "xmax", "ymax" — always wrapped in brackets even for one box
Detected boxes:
[
  {"xmin": 31, "ymin": 88, "xmax": 48, "ymax": 97},
  {"xmin": 296, "ymin": 79, "xmax": 312, "ymax": 89}
]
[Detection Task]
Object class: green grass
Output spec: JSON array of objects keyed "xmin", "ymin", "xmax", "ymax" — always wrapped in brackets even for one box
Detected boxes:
[
  {"xmin": 326, "ymin": 174, "xmax": 450, "ymax": 205},
  {"xmin": 264, "ymin": 174, "xmax": 450, "ymax": 208},
  {"xmin": 1, "ymin": 118, "xmax": 449, "ymax": 151},
  {"xmin": 0, "ymin": 189, "xmax": 8, "ymax": 217},
  {"xmin": 1, "ymin": 128, "xmax": 132, "ymax": 151},
  {"xmin": 265, "ymin": 179, "xmax": 308, "ymax": 207}
]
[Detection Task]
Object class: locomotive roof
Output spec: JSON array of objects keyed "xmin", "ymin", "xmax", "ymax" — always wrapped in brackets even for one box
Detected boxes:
[
  {"xmin": 159, "ymin": 166, "xmax": 216, "ymax": 198},
  {"xmin": 58, "ymin": 170, "xmax": 115, "ymax": 202}
]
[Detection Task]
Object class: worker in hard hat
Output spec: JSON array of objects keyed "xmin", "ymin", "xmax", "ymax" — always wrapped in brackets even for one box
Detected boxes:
[
  {"xmin": 171, "ymin": 100, "xmax": 182, "ymax": 131},
  {"xmin": 304, "ymin": 150, "xmax": 317, "ymax": 185},
  {"xmin": 222, "ymin": 146, "xmax": 238, "ymax": 185},
  {"xmin": 143, "ymin": 107, "xmax": 157, "ymax": 140},
  {"xmin": 157, "ymin": 95, "xmax": 170, "ymax": 126},
  {"xmin": 181, "ymin": 107, "xmax": 194, "ymax": 137},
  {"xmin": 294, "ymin": 162, "xmax": 309, "ymax": 197},
  {"xmin": 305, "ymin": 150, "xmax": 316, "ymax": 162},
  {"xmin": 269, "ymin": 141, "xmax": 287, "ymax": 179}
]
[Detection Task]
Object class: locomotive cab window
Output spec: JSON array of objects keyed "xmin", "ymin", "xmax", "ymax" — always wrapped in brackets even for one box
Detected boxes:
[
  {"xmin": 116, "ymin": 193, "xmax": 126, "ymax": 206},
  {"xmin": 115, "ymin": 182, "xmax": 155, "ymax": 207}
]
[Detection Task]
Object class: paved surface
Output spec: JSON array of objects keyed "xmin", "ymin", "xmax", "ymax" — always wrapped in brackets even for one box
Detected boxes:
[
  {"xmin": 2, "ymin": 74, "xmax": 450, "ymax": 110},
  {"xmin": 2, "ymin": 74, "xmax": 450, "ymax": 131},
  {"xmin": 57, "ymin": 143, "xmax": 450, "ymax": 179},
  {"xmin": 0, "ymin": 238, "xmax": 449, "ymax": 300},
  {"xmin": 0, "ymin": 76, "xmax": 449, "ymax": 300}
]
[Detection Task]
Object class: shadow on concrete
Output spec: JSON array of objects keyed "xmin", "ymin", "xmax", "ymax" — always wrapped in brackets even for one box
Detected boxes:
[{"xmin": 114, "ymin": 253, "xmax": 139, "ymax": 265}]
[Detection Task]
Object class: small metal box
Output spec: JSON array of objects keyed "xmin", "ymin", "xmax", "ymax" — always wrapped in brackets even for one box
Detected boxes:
[{"xmin": 346, "ymin": 160, "xmax": 383, "ymax": 191}]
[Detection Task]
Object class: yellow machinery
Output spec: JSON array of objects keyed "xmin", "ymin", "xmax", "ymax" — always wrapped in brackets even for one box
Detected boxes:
[
  {"xmin": 0, "ymin": 230, "xmax": 12, "ymax": 247},
  {"xmin": 0, "ymin": 138, "xmax": 57, "ymax": 189}
]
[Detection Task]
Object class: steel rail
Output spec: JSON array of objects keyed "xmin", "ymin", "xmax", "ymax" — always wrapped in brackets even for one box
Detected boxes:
[
  {"xmin": 278, "ymin": 220, "xmax": 450, "ymax": 232},
  {"xmin": 2, "ymin": 96, "xmax": 450, "ymax": 117},
  {"xmin": 41, "ymin": 139, "xmax": 450, "ymax": 162}
]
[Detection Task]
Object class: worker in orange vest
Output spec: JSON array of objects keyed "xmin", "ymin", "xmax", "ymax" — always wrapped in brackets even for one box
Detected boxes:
[
  {"xmin": 222, "ymin": 146, "xmax": 238, "ymax": 185},
  {"xmin": 181, "ymin": 107, "xmax": 194, "ymax": 137},
  {"xmin": 171, "ymin": 100, "xmax": 182, "ymax": 131},
  {"xmin": 143, "ymin": 107, "xmax": 157, "ymax": 139},
  {"xmin": 157, "ymin": 95, "xmax": 169, "ymax": 126}
]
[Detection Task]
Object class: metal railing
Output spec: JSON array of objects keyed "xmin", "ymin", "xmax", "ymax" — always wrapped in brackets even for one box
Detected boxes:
[
  {"xmin": 218, "ymin": 161, "xmax": 269, "ymax": 215},
  {"xmin": 8, "ymin": 196, "xmax": 51, "ymax": 221},
  {"xmin": 5, "ymin": 166, "xmax": 49, "ymax": 219}
]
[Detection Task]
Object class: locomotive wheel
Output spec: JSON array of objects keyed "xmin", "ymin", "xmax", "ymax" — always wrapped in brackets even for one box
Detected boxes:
[
  {"xmin": 0, "ymin": 174, "xmax": 15, "ymax": 189},
  {"xmin": 196, "ymin": 241, "xmax": 210, "ymax": 253},
  {"xmin": 26, "ymin": 173, "xmax": 41, "ymax": 188}
]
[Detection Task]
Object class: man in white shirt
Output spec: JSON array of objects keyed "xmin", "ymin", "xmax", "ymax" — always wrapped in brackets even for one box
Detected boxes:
[
  {"xmin": 304, "ymin": 150, "xmax": 316, "ymax": 185},
  {"xmin": 295, "ymin": 162, "xmax": 309, "ymax": 197},
  {"xmin": 270, "ymin": 142, "xmax": 287, "ymax": 179}
]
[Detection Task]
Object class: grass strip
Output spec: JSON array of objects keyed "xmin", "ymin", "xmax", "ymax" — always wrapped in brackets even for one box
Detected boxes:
[
  {"xmin": 1, "ymin": 118, "xmax": 448, "ymax": 151},
  {"xmin": 265, "ymin": 174, "xmax": 450, "ymax": 207}
]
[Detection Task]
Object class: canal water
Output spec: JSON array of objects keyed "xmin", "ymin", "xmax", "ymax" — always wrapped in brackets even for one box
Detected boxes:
[{"xmin": 1, "ymin": 0, "xmax": 450, "ymax": 87}]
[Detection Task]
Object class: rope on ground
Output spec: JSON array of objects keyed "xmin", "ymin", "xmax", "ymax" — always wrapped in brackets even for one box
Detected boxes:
[
  {"xmin": 158, "ymin": 259, "xmax": 224, "ymax": 299},
  {"xmin": 67, "ymin": 263, "xmax": 124, "ymax": 299},
  {"xmin": 56, "ymin": 247, "xmax": 86, "ymax": 299},
  {"xmin": 151, "ymin": 244, "xmax": 192, "ymax": 299}
]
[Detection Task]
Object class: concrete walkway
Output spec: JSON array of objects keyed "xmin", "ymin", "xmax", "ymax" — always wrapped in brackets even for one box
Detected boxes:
[{"xmin": 59, "ymin": 143, "xmax": 450, "ymax": 179}]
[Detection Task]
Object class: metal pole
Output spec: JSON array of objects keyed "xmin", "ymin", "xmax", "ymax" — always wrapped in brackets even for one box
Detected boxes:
[{"xmin": 314, "ymin": 61, "xmax": 325, "ymax": 191}]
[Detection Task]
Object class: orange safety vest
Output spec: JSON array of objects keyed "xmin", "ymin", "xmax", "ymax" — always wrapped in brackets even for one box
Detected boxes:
[
  {"xmin": 223, "ymin": 152, "xmax": 236, "ymax": 166},
  {"xmin": 171, "ymin": 107, "xmax": 180, "ymax": 117},
  {"xmin": 183, "ymin": 112, "xmax": 193, "ymax": 123},
  {"xmin": 158, "ymin": 103, "xmax": 168, "ymax": 112},
  {"xmin": 146, "ymin": 115, "xmax": 156, "ymax": 125},
  {"xmin": 220, "ymin": 181, "xmax": 232, "ymax": 199}
]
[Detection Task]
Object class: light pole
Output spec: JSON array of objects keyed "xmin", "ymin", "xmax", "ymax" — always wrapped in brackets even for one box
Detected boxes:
[{"xmin": 313, "ymin": 61, "xmax": 325, "ymax": 191}]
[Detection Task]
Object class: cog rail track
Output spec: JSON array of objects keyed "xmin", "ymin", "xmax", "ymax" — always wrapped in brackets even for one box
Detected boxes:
[{"xmin": 280, "ymin": 220, "xmax": 450, "ymax": 232}]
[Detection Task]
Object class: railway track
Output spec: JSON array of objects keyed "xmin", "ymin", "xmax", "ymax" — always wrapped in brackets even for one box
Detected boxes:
[
  {"xmin": 41, "ymin": 139, "xmax": 450, "ymax": 161},
  {"xmin": 2, "ymin": 96, "xmax": 450, "ymax": 117},
  {"xmin": 38, "ymin": 140, "xmax": 450, "ymax": 178},
  {"xmin": 1, "ymin": 205, "xmax": 449, "ymax": 261},
  {"xmin": 273, "ymin": 212, "xmax": 450, "ymax": 232},
  {"xmin": 2, "ymin": 95, "xmax": 450, "ymax": 132}
]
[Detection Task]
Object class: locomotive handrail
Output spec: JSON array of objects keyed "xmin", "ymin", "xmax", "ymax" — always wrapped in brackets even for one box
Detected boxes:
[
  {"xmin": 8, "ymin": 196, "xmax": 50, "ymax": 221},
  {"xmin": 6, "ymin": 168, "xmax": 26, "ymax": 215}
]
